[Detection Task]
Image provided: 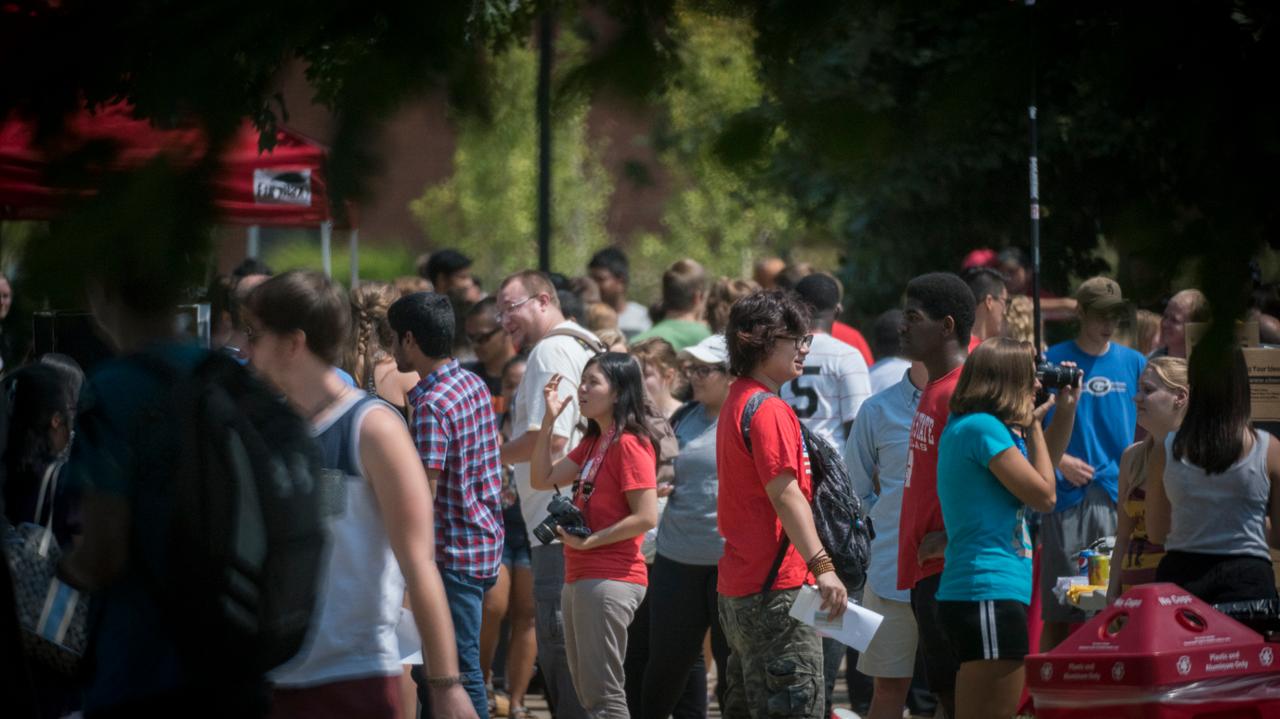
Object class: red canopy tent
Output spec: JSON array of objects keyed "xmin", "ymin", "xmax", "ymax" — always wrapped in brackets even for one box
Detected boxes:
[{"xmin": 0, "ymin": 103, "xmax": 357, "ymax": 278}]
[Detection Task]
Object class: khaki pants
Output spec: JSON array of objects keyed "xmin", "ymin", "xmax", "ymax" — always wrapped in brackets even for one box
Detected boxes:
[{"xmin": 561, "ymin": 578, "xmax": 646, "ymax": 719}]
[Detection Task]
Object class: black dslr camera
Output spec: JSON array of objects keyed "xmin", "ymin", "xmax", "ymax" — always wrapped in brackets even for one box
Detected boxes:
[
  {"xmin": 1036, "ymin": 361, "xmax": 1083, "ymax": 391},
  {"xmin": 532, "ymin": 494, "xmax": 592, "ymax": 545}
]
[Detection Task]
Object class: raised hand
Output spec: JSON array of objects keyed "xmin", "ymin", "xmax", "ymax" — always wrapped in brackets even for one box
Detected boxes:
[{"xmin": 542, "ymin": 374, "xmax": 573, "ymax": 428}]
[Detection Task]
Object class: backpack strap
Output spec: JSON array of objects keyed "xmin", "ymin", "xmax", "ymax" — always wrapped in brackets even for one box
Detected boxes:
[
  {"xmin": 542, "ymin": 326, "xmax": 608, "ymax": 356},
  {"xmin": 739, "ymin": 389, "xmax": 774, "ymax": 453},
  {"xmin": 738, "ymin": 389, "xmax": 794, "ymax": 593}
]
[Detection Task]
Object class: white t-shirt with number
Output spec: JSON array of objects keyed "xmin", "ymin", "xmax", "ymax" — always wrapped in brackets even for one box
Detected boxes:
[
  {"xmin": 512, "ymin": 321, "xmax": 600, "ymax": 544},
  {"xmin": 780, "ymin": 332, "xmax": 872, "ymax": 451}
]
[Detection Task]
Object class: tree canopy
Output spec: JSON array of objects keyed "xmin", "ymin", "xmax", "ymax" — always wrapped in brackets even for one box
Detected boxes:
[{"xmin": 3, "ymin": 0, "xmax": 1277, "ymax": 334}]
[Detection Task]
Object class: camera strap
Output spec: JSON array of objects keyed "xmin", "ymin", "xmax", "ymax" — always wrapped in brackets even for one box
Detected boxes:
[{"xmin": 572, "ymin": 426, "xmax": 620, "ymax": 506}]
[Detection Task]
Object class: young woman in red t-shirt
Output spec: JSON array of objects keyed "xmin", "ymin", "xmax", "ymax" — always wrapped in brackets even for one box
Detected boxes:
[{"xmin": 529, "ymin": 352, "xmax": 659, "ymax": 717}]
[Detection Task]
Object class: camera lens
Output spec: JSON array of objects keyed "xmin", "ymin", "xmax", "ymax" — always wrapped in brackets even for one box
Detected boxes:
[{"xmin": 532, "ymin": 517, "xmax": 559, "ymax": 545}]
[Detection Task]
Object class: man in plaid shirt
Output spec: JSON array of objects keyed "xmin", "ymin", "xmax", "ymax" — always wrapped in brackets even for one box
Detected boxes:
[{"xmin": 390, "ymin": 292, "xmax": 504, "ymax": 719}]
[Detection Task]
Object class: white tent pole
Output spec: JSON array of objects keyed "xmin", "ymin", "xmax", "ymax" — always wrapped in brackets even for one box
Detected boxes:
[
  {"xmin": 246, "ymin": 225, "xmax": 261, "ymax": 258},
  {"xmin": 349, "ymin": 228, "xmax": 360, "ymax": 287},
  {"xmin": 320, "ymin": 221, "xmax": 333, "ymax": 277}
]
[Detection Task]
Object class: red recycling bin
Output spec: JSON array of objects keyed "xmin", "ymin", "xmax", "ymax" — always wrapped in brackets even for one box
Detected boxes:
[{"xmin": 1026, "ymin": 583, "xmax": 1280, "ymax": 718}]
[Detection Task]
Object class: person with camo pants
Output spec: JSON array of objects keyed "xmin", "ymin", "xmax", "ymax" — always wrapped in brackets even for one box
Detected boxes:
[{"xmin": 715, "ymin": 290, "xmax": 848, "ymax": 718}]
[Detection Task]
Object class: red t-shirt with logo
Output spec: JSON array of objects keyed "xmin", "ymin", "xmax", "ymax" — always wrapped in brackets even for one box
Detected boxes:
[
  {"xmin": 897, "ymin": 365, "xmax": 963, "ymax": 591},
  {"xmin": 564, "ymin": 432, "xmax": 657, "ymax": 585},
  {"xmin": 717, "ymin": 378, "xmax": 814, "ymax": 597}
]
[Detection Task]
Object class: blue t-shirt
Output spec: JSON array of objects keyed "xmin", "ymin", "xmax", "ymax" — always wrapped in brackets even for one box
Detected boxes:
[
  {"xmin": 936, "ymin": 412, "xmax": 1034, "ymax": 604},
  {"xmin": 1043, "ymin": 341, "xmax": 1146, "ymax": 511}
]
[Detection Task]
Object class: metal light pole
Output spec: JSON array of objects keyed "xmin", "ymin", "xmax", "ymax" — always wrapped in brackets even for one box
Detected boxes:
[
  {"xmin": 1027, "ymin": 0, "xmax": 1044, "ymax": 356},
  {"xmin": 536, "ymin": 10, "xmax": 553, "ymax": 274}
]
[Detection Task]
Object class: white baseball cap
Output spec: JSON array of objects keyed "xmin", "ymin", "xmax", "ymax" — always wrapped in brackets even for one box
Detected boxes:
[{"xmin": 680, "ymin": 334, "xmax": 728, "ymax": 365}]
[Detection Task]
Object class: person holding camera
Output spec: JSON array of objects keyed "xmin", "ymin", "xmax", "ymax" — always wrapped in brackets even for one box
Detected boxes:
[
  {"xmin": 528, "ymin": 353, "xmax": 659, "ymax": 718},
  {"xmin": 1038, "ymin": 277, "xmax": 1146, "ymax": 650},
  {"xmin": 936, "ymin": 338, "xmax": 1079, "ymax": 719}
]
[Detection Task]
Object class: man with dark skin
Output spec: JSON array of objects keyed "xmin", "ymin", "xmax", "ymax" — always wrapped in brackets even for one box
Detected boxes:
[{"xmin": 895, "ymin": 272, "xmax": 976, "ymax": 719}]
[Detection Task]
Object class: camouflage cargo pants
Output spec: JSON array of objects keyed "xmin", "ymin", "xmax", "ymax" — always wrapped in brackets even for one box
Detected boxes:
[{"xmin": 718, "ymin": 589, "xmax": 824, "ymax": 719}]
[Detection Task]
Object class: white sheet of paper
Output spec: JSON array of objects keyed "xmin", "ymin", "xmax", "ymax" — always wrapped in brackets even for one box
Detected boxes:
[
  {"xmin": 397, "ymin": 607, "xmax": 424, "ymax": 665},
  {"xmin": 788, "ymin": 584, "xmax": 883, "ymax": 652}
]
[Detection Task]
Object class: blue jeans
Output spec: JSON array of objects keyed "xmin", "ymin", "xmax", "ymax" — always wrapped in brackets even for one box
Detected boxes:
[{"xmin": 416, "ymin": 568, "xmax": 496, "ymax": 719}]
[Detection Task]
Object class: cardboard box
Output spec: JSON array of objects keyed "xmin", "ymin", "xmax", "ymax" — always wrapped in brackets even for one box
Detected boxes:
[{"xmin": 1244, "ymin": 347, "xmax": 1280, "ymax": 422}]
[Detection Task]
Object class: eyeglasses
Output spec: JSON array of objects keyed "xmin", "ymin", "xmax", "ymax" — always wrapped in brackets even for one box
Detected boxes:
[
  {"xmin": 467, "ymin": 326, "xmax": 504, "ymax": 345},
  {"xmin": 683, "ymin": 364, "xmax": 726, "ymax": 380},
  {"xmin": 777, "ymin": 334, "xmax": 814, "ymax": 351},
  {"xmin": 496, "ymin": 296, "xmax": 535, "ymax": 322}
]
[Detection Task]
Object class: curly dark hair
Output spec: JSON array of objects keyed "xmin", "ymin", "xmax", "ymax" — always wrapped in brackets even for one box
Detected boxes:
[
  {"xmin": 725, "ymin": 289, "xmax": 811, "ymax": 377},
  {"xmin": 906, "ymin": 272, "xmax": 976, "ymax": 342}
]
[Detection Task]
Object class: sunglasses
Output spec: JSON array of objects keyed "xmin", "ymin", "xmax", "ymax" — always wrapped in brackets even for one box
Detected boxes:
[{"xmin": 467, "ymin": 326, "xmax": 504, "ymax": 345}]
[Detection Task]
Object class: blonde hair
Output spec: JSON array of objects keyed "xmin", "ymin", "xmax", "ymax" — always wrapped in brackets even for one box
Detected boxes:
[
  {"xmin": 1146, "ymin": 355, "xmax": 1189, "ymax": 395},
  {"xmin": 346, "ymin": 281, "xmax": 400, "ymax": 390},
  {"xmin": 585, "ymin": 302, "xmax": 619, "ymax": 332},
  {"xmin": 1133, "ymin": 309, "xmax": 1162, "ymax": 355},
  {"xmin": 950, "ymin": 337, "xmax": 1037, "ymax": 426},
  {"xmin": 1125, "ymin": 357, "xmax": 1188, "ymax": 493},
  {"xmin": 1004, "ymin": 294, "xmax": 1035, "ymax": 345},
  {"xmin": 596, "ymin": 327, "xmax": 627, "ymax": 351}
]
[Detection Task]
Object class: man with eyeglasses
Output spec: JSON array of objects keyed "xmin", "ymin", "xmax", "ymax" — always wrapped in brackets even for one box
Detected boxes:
[
  {"xmin": 495, "ymin": 270, "xmax": 599, "ymax": 719},
  {"xmin": 963, "ymin": 267, "xmax": 1010, "ymax": 341},
  {"xmin": 716, "ymin": 289, "xmax": 847, "ymax": 719},
  {"xmin": 462, "ymin": 298, "xmax": 517, "ymax": 413}
]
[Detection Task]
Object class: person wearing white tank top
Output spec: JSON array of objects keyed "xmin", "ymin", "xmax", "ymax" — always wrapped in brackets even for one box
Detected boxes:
[
  {"xmin": 1145, "ymin": 342, "xmax": 1280, "ymax": 605},
  {"xmin": 241, "ymin": 271, "xmax": 478, "ymax": 719}
]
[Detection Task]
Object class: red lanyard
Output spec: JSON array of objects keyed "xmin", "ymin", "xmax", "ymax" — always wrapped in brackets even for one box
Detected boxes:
[{"xmin": 573, "ymin": 427, "xmax": 619, "ymax": 507}]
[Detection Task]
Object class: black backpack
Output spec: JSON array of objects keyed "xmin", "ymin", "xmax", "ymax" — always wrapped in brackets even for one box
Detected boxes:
[
  {"xmin": 133, "ymin": 351, "xmax": 326, "ymax": 675},
  {"xmin": 740, "ymin": 390, "xmax": 874, "ymax": 593}
]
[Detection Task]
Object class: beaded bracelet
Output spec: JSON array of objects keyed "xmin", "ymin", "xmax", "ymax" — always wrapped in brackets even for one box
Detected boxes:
[{"xmin": 807, "ymin": 554, "xmax": 836, "ymax": 577}]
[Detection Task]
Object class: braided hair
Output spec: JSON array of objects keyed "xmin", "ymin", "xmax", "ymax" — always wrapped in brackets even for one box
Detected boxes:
[{"xmin": 345, "ymin": 281, "xmax": 400, "ymax": 392}]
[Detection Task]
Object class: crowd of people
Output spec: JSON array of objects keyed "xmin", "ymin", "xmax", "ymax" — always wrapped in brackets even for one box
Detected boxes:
[{"xmin": 2, "ymin": 238, "xmax": 1280, "ymax": 719}]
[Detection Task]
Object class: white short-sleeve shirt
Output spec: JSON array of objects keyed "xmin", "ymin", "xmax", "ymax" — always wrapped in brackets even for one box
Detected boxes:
[{"xmin": 512, "ymin": 321, "xmax": 600, "ymax": 543}]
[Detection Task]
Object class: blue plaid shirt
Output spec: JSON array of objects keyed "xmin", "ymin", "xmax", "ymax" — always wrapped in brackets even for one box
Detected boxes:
[{"xmin": 409, "ymin": 360, "xmax": 504, "ymax": 578}]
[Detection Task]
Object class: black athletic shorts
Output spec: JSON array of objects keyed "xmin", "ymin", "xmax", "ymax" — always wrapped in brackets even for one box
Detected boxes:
[
  {"xmin": 937, "ymin": 599, "xmax": 1029, "ymax": 664},
  {"xmin": 909, "ymin": 573, "xmax": 958, "ymax": 694}
]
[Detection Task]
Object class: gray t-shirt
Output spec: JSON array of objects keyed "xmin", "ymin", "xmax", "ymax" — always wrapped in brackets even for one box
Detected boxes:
[
  {"xmin": 1164, "ymin": 431, "xmax": 1273, "ymax": 560},
  {"xmin": 655, "ymin": 403, "xmax": 723, "ymax": 566}
]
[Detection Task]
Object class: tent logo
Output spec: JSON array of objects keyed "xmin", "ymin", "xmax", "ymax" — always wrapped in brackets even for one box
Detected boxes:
[
  {"xmin": 254, "ymin": 169, "xmax": 312, "ymax": 206},
  {"xmin": 1039, "ymin": 662, "xmax": 1053, "ymax": 681},
  {"xmin": 1176, "ymin": 656, "xmax": 1192, "ymax": 676},
  {"xmin": 1111, "ymin": 662, "xmax": 1125, "ymax": 681},
  {"xmin": 1262, "ymin": 648, "xmax": 1274, "ymax": 667}
]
